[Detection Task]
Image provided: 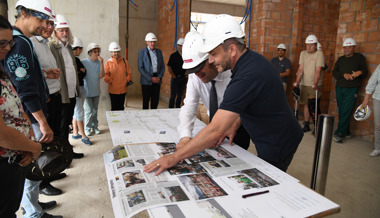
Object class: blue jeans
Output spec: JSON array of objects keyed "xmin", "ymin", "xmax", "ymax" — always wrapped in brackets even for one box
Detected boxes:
[
  {"xmin": 84, "ymin": 96, "xmax": 100, "ymax": 132},
  {"xmin": 21, "ymin": 123, "xmax": 43, "ymax": 218}
]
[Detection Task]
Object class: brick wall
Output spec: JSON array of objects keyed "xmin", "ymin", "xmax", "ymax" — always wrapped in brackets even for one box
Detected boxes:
[
  {"xmin": 246, "ymin": 0, "xmax": 339, "ymax": 113},
  {"xmin": 157, "ymin": 0, "xmax": 191, "ymax": 102},
  {"xmin": 328, "ymin": 0, "xmax": 380, "ymax": 141},
  {"xmin": 156, "ymin": 0, "xmax": 379, "ymax": 141}
]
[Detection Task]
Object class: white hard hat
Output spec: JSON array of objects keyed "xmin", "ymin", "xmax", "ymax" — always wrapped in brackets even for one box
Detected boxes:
[
  {"xmin": 343, "ymin": 38, "xmax": 356, "ymax": 47},
  {"xmin": 200, "ymin": 14, "xmax": 245, "ymax": 53},
  {"xmin": 277, "ymin": 43, "xmax": 286, "ymax": 50},
  {"xmin": 109, "ymin": 42, "xmax": 121, "ymax": 51},
  {"xmin": 72, "ymin": 37, "xmax": 83, "ymax": 48},
  {"xmin": 317, "ymin": 42, "xmax": 322, "ymax": 51},
  {"xmin": 182, "ymin": 31, "xmax": 209, "ymax": 74},
  {"xmin": 354, "ymin": 104, "xmax": 371, "ymax": 121},
  {"xmin": 15, "ymin": 0, "xmax": 53, "ymax": 19},
  {"xmin": 49, "ymin": 10, "xmax": 56, "ymax": 22},
  {"xmin": 87, "ymin": 43, "xmax": 101, "ymax": 53},
  {"xmin": 305, "ymin": 34, "xmax": 318, "ymax": 44},
  {"xmin": 55, "ymin": 14, "xmax": 70, "ymax": 29},
  {"xmin": 177, "ymin": 38, "xmax": 184, "ymax": 45},
  {"xmin": 145, "ymin": 32, "xmax": 157, "ymax": 42}
]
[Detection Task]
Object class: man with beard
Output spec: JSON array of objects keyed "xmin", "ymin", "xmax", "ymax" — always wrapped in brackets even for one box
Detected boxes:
[
  {"xmin": 145, "ymin": 14, "xmax": 303, "ymax": 175},
  {"xmin": 271, "ymin": 43, "xmax": 290, "ymax": 92},
  {"xmin": 49, "ymin": 14, "xmax": 84, "ymax": 159},
  {"xmin": 3, "ymin": 0, "xmax": 62, "ymax": 217},
  {"xmin": 177, "ymin": 31, "xmax": 250, "ymax": 150}
]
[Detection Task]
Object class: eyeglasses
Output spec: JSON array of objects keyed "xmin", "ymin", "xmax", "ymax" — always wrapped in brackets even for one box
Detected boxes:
[
  {"xmin": 92, "ymin": 50, "xmax": 101, "ymax": 54},
  {"xmin": 0, "ymin": 40, "xmax": 15, "ymax": 48}
]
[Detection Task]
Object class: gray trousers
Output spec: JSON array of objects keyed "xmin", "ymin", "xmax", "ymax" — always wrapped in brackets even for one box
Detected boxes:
[{"xmin": 374, "ymin": 99, "xmax": 380, "ymax": 151}]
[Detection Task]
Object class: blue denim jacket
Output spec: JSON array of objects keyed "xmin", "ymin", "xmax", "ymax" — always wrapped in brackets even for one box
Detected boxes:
[{"xmin": 138, "ymin": 47, "xmax": 165, "ymax": 85}]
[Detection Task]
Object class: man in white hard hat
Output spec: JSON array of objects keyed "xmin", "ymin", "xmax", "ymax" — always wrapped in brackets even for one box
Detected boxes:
[
  {"xmin": 145, "ymin": 14, "xmax": 303, "ymax": 175},
  {"xmin": 49, "ymin": 14, "xmax": 84, "ymax": 159},
  {"xmin": 30, "ymin": 10, "xmax": 68, "ymax": 209},
  {"xmin": 3, "ymin": 1, "xmax": 62, "ymax": 217},
  {"xmin": 271, "ymin": 43, "xmax": 291, "ymax": 91},
  {"xmin": 332, "ymin": 38, "xmax": 368, "ymax": 143},
  {"xmin": 293, "ymin": 34, "xmax": 325, "ymax": 134},
  {"xmin": 177, "ymin": 31, "xmax": 250, "ymax": 150},
  {"xmin": 104, "ymin": 42, "xmax": 133, "ymax": 111},
  {"xmin": 167, "ymin": 38, "xmax": 187, "ymax": 108},
  {"xmin": 138, "ymin": 32, "xmax": 165, "ymax": 109}
]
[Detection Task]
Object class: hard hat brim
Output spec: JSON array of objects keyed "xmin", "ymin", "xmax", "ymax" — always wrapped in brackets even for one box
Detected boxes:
[{"xmin": 185, "ymin": 60, "xmax": 207, "ymax": 75}]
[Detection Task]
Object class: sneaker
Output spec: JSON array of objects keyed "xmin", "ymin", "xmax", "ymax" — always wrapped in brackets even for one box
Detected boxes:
[
  {"xmin": 72, "ymin": 134, "xmax": 82, "ymax": 139},
  {"xmin": 81, "ymin": 137, "xmax": 92, "ymax": 145},
  {"xmin": 345, "ymin": 134, "xmax": 352, "ymax": 139},
  {"xmin": 85, "ymin": 130, "xmax": 93, "ymax": 136},
  {"xmin": 94, "ymin": 127, "xmax": 100, "ymax": 134},
  {"xmin": 333, "ymin": 134, "xmax": 343, "ymax": 143},
  {"xmin": 369, "ymin": 150, "xmax": 380, "ymax": 157},
  {"xmin": 311, "ymin": 130, "xmax": 315, "ymax": 136}
]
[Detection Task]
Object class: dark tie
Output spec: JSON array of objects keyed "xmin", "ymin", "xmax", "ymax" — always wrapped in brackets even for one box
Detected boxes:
[{"xmin": 209, "ymin": 80, "xmax": 218, "ymax": 122}]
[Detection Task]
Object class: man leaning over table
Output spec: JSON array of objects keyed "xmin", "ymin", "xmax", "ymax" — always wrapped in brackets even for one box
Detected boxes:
[
  {"xmin": 145, "ymin": 14, "xmax": 303, "ymax": 175},
  {"xmin": 177, "ymin": 31, "xmax": 250, "ymax": 151}
]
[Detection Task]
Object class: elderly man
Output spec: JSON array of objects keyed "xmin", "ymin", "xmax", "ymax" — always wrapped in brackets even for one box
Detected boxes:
[
  {"xmin": 293, "ymin": 35, "xmax": 325, "ymax": 134},
  {"xmin": 145, "ymin": 14, "xmax": 303, "ymax": 175},
  {"xmin": 177, "ymin": 31, "xmax": 250, "ymax": 150},
  {"xmin": 3, "ymin": 0, "xmax": 62, "ymax": 217},
  {"xmin": 332, "ymin": 38, "xmax": 367, "ymax": 143},
  {"xmin": 167, "ymin": 38, "xmax": 186, "ymax": 108},
  {"xmin": 271, "ymin": 43, "xmax": 290, "ymax": 92},
  {"xmin": 138, "ymin": 32, "xmax": 165, "ymax": 109},
  {"xmin": 49, "ymin": 14, "xmax": 83, "ymax": 159}
]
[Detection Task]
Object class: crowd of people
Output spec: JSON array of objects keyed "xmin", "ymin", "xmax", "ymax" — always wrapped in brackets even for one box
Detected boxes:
[
  {"xmin": 0, "ymin": 1, "xmax": 378, "ymax": 217},
  {"xmin": 0, "ymin": 0, "xmax": 133, "ymax": 217}
]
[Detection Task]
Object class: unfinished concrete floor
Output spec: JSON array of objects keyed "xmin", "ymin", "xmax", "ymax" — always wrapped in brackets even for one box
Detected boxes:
[{"xmin": 18, "ymin": 97, "xmax": 380, "ymax": 218}]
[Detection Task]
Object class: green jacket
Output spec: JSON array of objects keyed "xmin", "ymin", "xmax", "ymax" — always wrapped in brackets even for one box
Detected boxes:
[{"xmin": 48, "ymin": 41, "xmax": 80, "ymax": 103}]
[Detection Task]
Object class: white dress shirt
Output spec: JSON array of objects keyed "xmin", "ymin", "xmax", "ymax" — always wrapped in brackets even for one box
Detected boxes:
[
  {"xmin": 178, "ymin": 70, "xmax": 232, "ymax": 139},
  {"xmin": 30, "ymin": 36, "xmax": 61, "ymax": 94},
  {"xmin": 60, "ymin": 41, "xmax": 77, "ymax": 98}
]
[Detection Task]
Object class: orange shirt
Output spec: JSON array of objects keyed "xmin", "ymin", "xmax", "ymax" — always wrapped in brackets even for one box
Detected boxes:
[{"xmin": 104, "ymin": 57, "xmax": 132, "ymax": 94}]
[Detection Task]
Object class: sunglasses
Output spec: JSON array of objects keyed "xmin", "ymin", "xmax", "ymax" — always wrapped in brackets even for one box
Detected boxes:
[{"xmin": 0, "ymin": 40, "xmax": 15, "ymax": 48}]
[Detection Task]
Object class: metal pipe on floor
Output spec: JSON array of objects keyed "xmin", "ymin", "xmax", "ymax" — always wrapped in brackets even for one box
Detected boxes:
[{"xmin": 310, "ymin": 114, "xmax": 334, "ymax": 195}]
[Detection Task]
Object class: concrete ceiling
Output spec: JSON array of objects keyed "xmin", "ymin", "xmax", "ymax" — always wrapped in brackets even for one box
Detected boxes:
[{"xmin": 195, "ymin": 0, "xmax": 246, "ymax": 6}]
